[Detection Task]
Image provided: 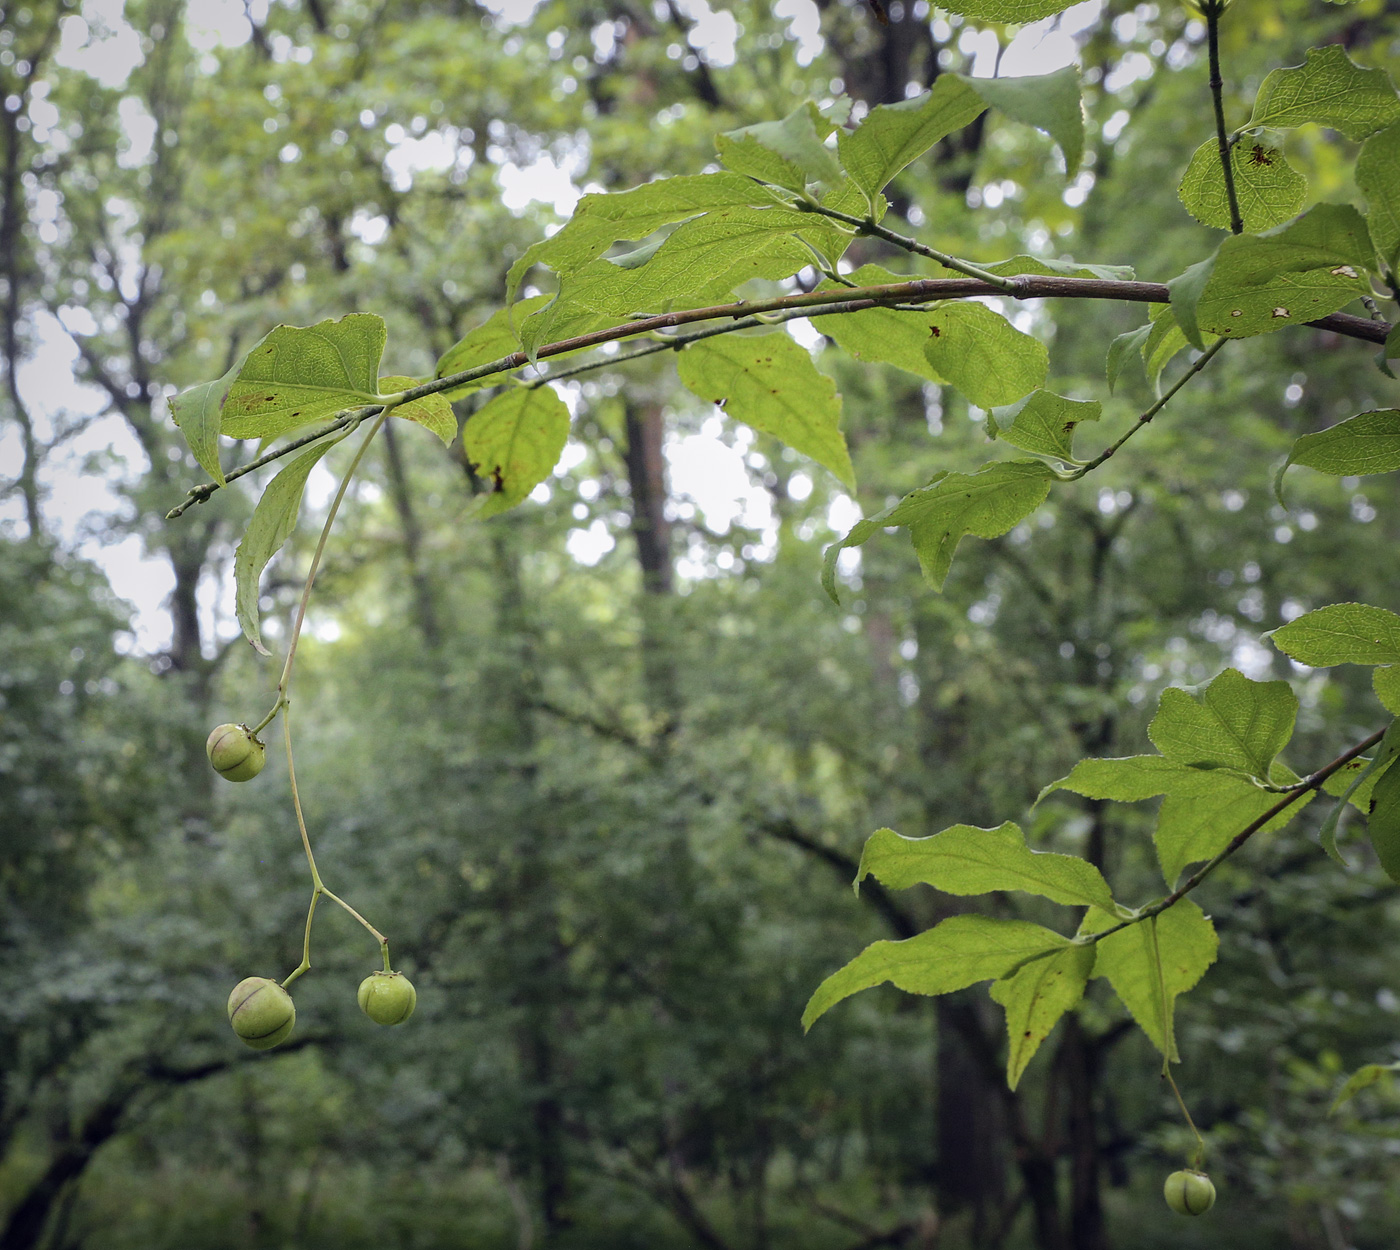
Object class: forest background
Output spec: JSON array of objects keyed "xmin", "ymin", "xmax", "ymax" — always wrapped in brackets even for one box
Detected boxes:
[{"xmin": 3, "ymin": 0, "xmax": 1400, "ymax": 1249}]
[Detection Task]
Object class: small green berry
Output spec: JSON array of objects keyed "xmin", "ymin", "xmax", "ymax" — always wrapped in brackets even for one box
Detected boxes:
[
  {"xmin": 1164, "ymin": 1169, "xmax": 1216, "ymax": 1216},
  {"xmin": 228, "ymin": 977, "xmax": 295, "ymax": 1050},
  {"xmin": 358, "ymin": 970, "xmax": 417, "ymax": 1026},
  {"xmin": 207, "ymin": 723, "xmax": 266, "ymax": 783}
]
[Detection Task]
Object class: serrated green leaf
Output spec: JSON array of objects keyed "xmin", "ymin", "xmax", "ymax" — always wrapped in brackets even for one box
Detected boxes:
[
  {"xmin": 505, "ymin": 172, "xmax": 771, "ymax": 303},
  {"xmin": 822, "ymin": 460, "xmax": 1055, "ymax": 599},
  {"xmin": 991, "ymin": 941, "xmax": 1095, "ymax": 1090},
  {"xmin": 984, "ymin": 254, "xmax": 1135, "ymax": 281},
  {"xmin": 1369, "ymin": 752, "xmax": 1400, "ymax": 883},
  {"xmin": 1043, "ymin": 754, "xmax": 1197, "ymax": 803},
  {"xmin": 1167, "ymin": 256, "xmax": 1217, "ymax": 352},
  {"xmin": 1106, "ymin": 322, "xmax": 1152, "ymax": 392},
  {"xmin": 923, "ymin": 303, "xmax": 1048, "ymax": 409},
  {"xmin": 717, "ymin": 102, "xmax": 842, "ymax": 192},
  {"xmin": 988, "ymin": 390, "xmax": 1100, "ymax": 462},
  {"xmin": 1178, "ymin": 139, "xmax": 1306, "ymax": 234},
  {"xmin": 837, "ymin": 75, "xmax": 986, "ymax": 203},
  {"xmin": 677, "ymin": 332, "xmax": 854, "ymax": 488},
  {"xmin": 169, "ymin": 355, "xmax": 241, "ymax": 485},
  {"xmin": 1148, "ymin": 668, "xmax": 1297, "ymax": 780},
  {"xmin": 1331, "ymin": 1062, "xmax": 1400, "ymax": 1114},
  {"xmin": 941, "ymin": 0, "xmax": 1079, "ymax": 16},
  {"xmin": 377, "ymin": 377, "xmax": 455, "ymax": 446},
  {"xmin": 1197, "ymin": 204, "xmax": 1372, "ymax": 338},
  {"xmin": 1316, "ymin": 721, "xmax": 1400, "ymax": 863},
  {"xmin": 1143, "ymin": 305, "xmax": 1190, "ymax": 393},
  {"xmin": 1248, "ymin": 45, "xmax": 1400, "ymax": 140},
  {"xmin": 434, "ymin": 296, "xmax": 551, "ymax": 396},
  {"xmin": 1083, "ymin": 902, "xmax": 1217, "ymax": 1062},
  {"xmin": 856, "ymin": 821, "xmax": 1115, "ymax": 910},
  {"xmin": 802, "ymin": 914, "xmax": 1069, "ymax": 1031},
  {"xmin": 963, "ymin": 66, "xmax": 1083, "ymax": 177},
  {"xmin": 234, "ymin": 436, "xmax": 344, "ymax": 654},
  {"xmin": 1358, "ymin": 122, "xmax": 1400, "ymax": 276},
  {"xmin": 220, "ymin": 314, "xmax": 386, "ymax": 442},
  {"xmin": 814, "ymin": 264, "xmax": 944, "ymax": 382},
  {"xmin": 463, "ymin": 385, "xmax": 570, "ymax": 518},
  {"xmin": 1283, "ymin": 410, "xmax": 1400, "ymax": 479},
  {"xmin": 1271, "ymin": 602, "xmax": 1400, "ymax": 667},
  {"xmin": 1376, "ymin": 667, "xmax": 1400, "ymax": 714}
]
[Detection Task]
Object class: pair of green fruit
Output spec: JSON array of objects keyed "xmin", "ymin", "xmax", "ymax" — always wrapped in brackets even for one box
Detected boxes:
[{"xmin": 228, "ymin": 971, "xmax": 418, "ymax": 1049}]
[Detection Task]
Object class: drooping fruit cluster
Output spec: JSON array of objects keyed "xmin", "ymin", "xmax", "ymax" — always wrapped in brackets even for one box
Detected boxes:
[
  {"xmin": 1163, "ymin": 1169, "xmax": 1216, "ymax": 1216},
  {"xmin": 228, "ymin": 977, "xmax": 296, "ymax": 1050},
  {"xmin": 358, "ymin": 970, "xmax": 417, "ymax": 1025},
  {"xmin": 206, "ymin": 723, "xmax": 266, "ymax": 782}
]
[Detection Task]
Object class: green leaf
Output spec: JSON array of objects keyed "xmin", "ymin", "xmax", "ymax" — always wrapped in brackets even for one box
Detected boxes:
[
  {"xmin": 1358, "ymin": 122, "xmax": 1400, "ymax": 275},
  {"xmin": 822, "ymin": 460, "xmax": 1055, "ymax": 599},
  {"xmin": 1178, "ymin": 138, "xmax": 1306, "ymax": 234},
  {"xmin": 1283, "ymin": 410, "xmax": 1400, "ymax": 479},
  {"xmin": 717, "ymin": 102, "xmax": 843, "ymax": 192},
  {"xmin": 856, "ymin": 821, "xmax": 1115, "ymax": 910},
  {"xmin": 939, "ymin": 0, "xmax": 1080, "ymax": 17},
  {"xmin": 815, "ymin": 264, "xmax": 944, "ymax": 382},
  {"xmin": 677, "ymin": 332, "xmax": 855, "ymax": 488},
  {"xmin": 1369, "ymin": 752, "xmax": 1400, "ymax": 883},
  {"xmin": 802, "ymin": 914, "xmax": 1069, "ymax": 1031},
  {"xmin": 1106, "ymin": 322, "xmax": 1151, "ymax": 392},
  {"xmin": 987, "ymin": 390, "xmax": 1100, "ymax": 462},
  {"xmin": 923, "ymin": 302, "xmax": 1049, "ymax": 409},
  {"xmin": 377, "ymin": 377, "xmax": 455, "ymax": 447},
  {"xmin": 1248, "ymin": 45, "xmax": 1400, "ymax": 141},
  {"xmin": 169, "ymin": 356, "xmax": 240, "ymax": 486},
  {"xmin": 463, "ymin": 385, "xmax": 571, "ymax": 518},
  {"xmin": 962, "ymin": 66, "xmax": 1084, "ymax": 177},
  {"xmin": 1083, "ymin": 902, "xmax": 1217, "ymax": 1062},
  {"xmin": 1142, "ymin": 305, "xmax": 1191, "ymax": 393},
  {"xmin": 984, "ymin": 255, "xmax": 1135, "ymax": 281},
  {"xmin": 1316, "ymin": 721, "xmax": 1400, "ymax": 864},
  {"xmin": 1197, "ymin": 204, "xmax": 1373, "ymax": 338},
  {"xmin": 1271, "ymin": 602, "xmax": 1400, "ymax": 667},
  {"xmin": 1148, "ymin": 668, "xmax": 1297, "ymax": 780},
  {"xmin": 504, "ymin": 172, "xmax": 771, "ymax": 302},
  {"xmin": 220, "ymin": 314, "xmax": 386, "ymax": 442},
  {"xmin": 1331, "ymin": 1062, "xmax": 1400, "ymax": 1114},
  {"xmin": 233, "ymin": 436, "xmax": 344, "ymax": 655},
  {"xmin": 1376, "ymin": 667, "xmax": 1400, "ymax": 714},
  {"xmin": 434, "ymin": 297, "xmax": 551, "ymax": 396},
  {"xmin": 837, "ymin": 76, "xmax": 986, "ymax": 203},
  {"xmin": 990, "ymin": 941, "xmax": 1095, "ymax": 1090},
  {"xmin": 1167, "ymin": 257, "xmax": 1217, "ymax": 352}
]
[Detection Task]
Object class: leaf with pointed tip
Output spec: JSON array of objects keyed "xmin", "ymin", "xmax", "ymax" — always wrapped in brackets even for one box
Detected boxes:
[
  {"xmin": 1282, "ymin": 410, "xmax": 1400, "ymax": 481},
  {"xmin": 837, "ymin": 75, "xmax": 986, "ymax": 203},
  {"xmin": 1178, "ymin": 138, "xmax": 1306, "ymax": 233},
  {"xmin": 1106, "ymin": 322, "xmax": 1151, "ymax": 392},
  {"xmin": 677, "ymin": 332, "xmax": 854, "ymax": 488},
  {"xmin": 1197, "ymin": 204, "xmax": 1372, "ymax": 338},
  {"xmin": 822, "ymin": 460, "xmax": 1055, "ymax": 600},
  {"xmin": 717, "ymin": 102, "xmax": 842, "ymax": 192},
  {"xmin": 1376, "ymin": 667, "xmax": 1400, "ymax": 714},
  {"xmin": 434, "ymin": 297, "xmax": 551, "ymax": 397},
  {"xmin": 463, "ymin": 385, "xmax": 571, "ymax": 518},
  {"xmin": 220, "ymin": 314, "xmax": 386, "ymax": 442},
  {"xmin": 802, "ymin": 914, "xmax": 1069, "ymax": 1031},
  {"xmin": 377, "ymin": 378, "xmax": 454, "ymax": 446},
  {"xmin": 1167, "ymin": 256, "xmax": 1217, "ymax": 352},
  {"xmin": 962, "ymin": 66, "xmax": 1083, "ymax": 176},
  {"xmin": 923, "ymin": 302, "xmax": 1048, "ymax": 409},
  {"xmin": 1368, "ymin": 751, "xmax": 1400, "ymax": 883},
  {"xmin": 169, "ymin": 356, "xmax": 241, "ymax": 485},
  {"xmin": 987, "ymin": 390, "xmax": 1100, "ymax": 462},
  {"xmin": 1081, "ymin": 903, "xmax": 1217, "ymax": 1062},
  {"xmin": 814, "ymin": 264, "xmax": 944, "ymax": 382},
  {"xmin": 1148, "ymin": 667, "xmax": 1297, "ymax": 780},
  {"xmin": 857, "ymin": 821, "xmax": 1115, "ymax": 910},
  {"xmin": 1331, "ymin": 1063, "xmax": 1400, "ymax": 1115},
  {"xmin": 1316, "ymin": 722, "xmax": 1400, "ymax": 864},
  {"xmin": 1358, "ymin": 123, "xmax": 1400, "ymax": 276},
  {"xmin": 234, "ymin": 436, "xmax": 344, "ymax": 654},
  {"xmin": 991, "ymin": 942, "xmax": 1095, "ymax": 1089},
  {"xmin": 1271, "ymin": 602, "xmax": 1400, "ymax": 667},
  {"xmin": 984, "ymin": 255, "xmax": 1135, "ymax": 281},
  {"xmin": 1248, "ymin": 45, "xmax": 1400, "ymax": 140},
  {"xmin": 1142, "ymin": 305, "xmax": 1191, "ymax": 393},
  {"xmin": 940, "ymin": 0, "xmax": 1080, "ymax": 15}
]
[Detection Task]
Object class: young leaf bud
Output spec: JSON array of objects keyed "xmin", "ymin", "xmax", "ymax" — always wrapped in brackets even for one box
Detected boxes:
[
  {"xmin": 357, "ymin": 970, "xmax": 417, "ymax": 1026},
  {"xmin": 1163, "ymin": 1170, "xmax": 1216, "ymax": 1216},
  {"xmin": 228, "ymin": 977, "xmax": 296, "ymax": 1050},
  {"xmin": 207, "ymin": 723, "xmax": 266, "ymax": 783}
]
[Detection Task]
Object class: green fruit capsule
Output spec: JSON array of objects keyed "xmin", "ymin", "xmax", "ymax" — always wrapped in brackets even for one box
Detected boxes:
[
  {"xmin": 1164, "ymin": 1170, "xmax": 1216, "ymax": 1216},
  {"xmin": 358, "ymin": 971, "xmax": 417, "ymax": 1026},
  {"xmin": 207, "ymin": 723, "xmax": 266, "ymax": 783},
  {"xmin": 228, "ymin": 977, "xmax": 295, "ymax": 1050}
]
